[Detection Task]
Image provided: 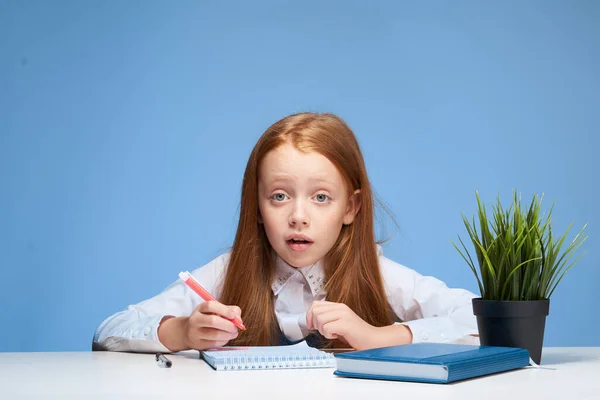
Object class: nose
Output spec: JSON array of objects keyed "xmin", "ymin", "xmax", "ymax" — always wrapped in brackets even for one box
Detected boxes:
[{"xmin": 288, "ymin": 200, "xmax": 310, "ymax": 227}]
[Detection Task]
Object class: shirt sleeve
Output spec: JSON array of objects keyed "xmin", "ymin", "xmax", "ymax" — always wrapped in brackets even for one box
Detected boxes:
[
  {"xmin": 92, "ymin": 253, "xmax": 230, "ymax": 353},
  {"xmin": 379, "ymin": 254, "xmax": 479, "ymax": 344}
]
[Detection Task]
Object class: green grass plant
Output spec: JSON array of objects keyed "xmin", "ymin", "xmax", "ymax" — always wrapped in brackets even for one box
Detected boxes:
[{"xmin": 452, "ymin": 191, "xmax": 587, "ymax": 301}]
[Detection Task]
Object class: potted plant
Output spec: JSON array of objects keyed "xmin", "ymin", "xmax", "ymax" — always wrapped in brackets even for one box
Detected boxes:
[{"xmin": 453, "ymin": 191, "xmax": 587, "ymax": 364}]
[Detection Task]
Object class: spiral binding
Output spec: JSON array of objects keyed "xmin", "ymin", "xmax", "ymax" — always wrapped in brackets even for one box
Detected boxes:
[{"xmin": 220, "ymin": 351, "xmax": 335, "ymax": 370}]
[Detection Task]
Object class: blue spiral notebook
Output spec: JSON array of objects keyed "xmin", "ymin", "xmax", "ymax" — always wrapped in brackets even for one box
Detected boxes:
[
  {"xmin": 333, "ymin": 343, "xmax": 530, "ymax": 384},
  {"xmin": 201, "ymin": 341, "xmax": 336, "ymax": 371}
]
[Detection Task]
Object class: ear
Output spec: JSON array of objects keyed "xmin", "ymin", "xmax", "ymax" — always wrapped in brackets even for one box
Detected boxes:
[{"xmin": 343, "ymin": 189, "xmax": 362, "ymax": 225}]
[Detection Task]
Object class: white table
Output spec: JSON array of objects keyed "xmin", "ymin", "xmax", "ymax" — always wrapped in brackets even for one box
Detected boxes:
[{"xmin": 1, "ymin": 348, "xmax": 599, "ymax": 399}]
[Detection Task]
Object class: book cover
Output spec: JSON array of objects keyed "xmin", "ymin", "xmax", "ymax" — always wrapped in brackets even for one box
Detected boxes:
[{"xmin": 333, "ymin": 343, "xmax": 530, "ymax": 383}]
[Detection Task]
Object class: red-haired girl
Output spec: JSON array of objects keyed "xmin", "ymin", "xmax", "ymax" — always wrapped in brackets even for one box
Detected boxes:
[{"xmin": 94, "ymin": 112, "xmax": 477, "ymax": 353}]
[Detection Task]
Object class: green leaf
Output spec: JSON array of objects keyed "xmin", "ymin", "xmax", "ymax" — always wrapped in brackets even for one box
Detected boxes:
[{"xmin": 452, "ymin": 191, "xmax": 588, "ymax": 300}]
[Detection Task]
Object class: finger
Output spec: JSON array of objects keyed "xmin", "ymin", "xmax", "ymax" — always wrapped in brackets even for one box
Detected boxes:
[
  {"xmin": 307, "ymin": 301, "xmax": 344, "ymax": 330},
  {"xmin": 195, "ymin": 312, "xmax": 238, "ymax": 334},
  {"xmin": 196, "ymin": 326, "xmax": 239, "ymax": 342},
  {"xmin": 198, "ymin": 302, "xmax": 244, "ymax": 327},
  {"xmin": 309, "ymin": 301, "xmax": 344, "ymax": 315},
  {"xmin": 309, "ymin": 304, "xmax": 346, "ymax": 329},
  {"xmin": 187, "ymin": 326, "xmax": 237, "ymax": 350},
  {"xmin": 320, "ymin": 320, "xmax": 342, "ymax": 340},
  {"xmin": 198, "ymin": 301, "xmax": 239, "ymax": 320},
  {"xmin": 231, "ymin": 305, "xmax": 242, "ymax": 320},
  {"xmin": 313, "ymin": 310, "xmax": 342, "ymax": 333},
  {"xmin": 306, "ymin": 305, "xmax": 314, "ymax": 330},
  {"xmin": 306, "ymin": 301, "xmax": 323, "ymax": 330},
  {"xmin": 229, "ymin": 305, "xmax": 244, "ymax": 327}
]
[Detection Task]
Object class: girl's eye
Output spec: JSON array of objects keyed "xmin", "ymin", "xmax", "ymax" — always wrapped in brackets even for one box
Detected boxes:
[
  {"xmin": 272, "ymin": 193, "xmax": 288, "ymax": 202},
  {"xmin": 314, "ymin": 194, "xmax": 330, "ymax": 203}
]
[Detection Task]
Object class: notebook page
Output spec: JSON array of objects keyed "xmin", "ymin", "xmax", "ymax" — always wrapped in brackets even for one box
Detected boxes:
[{"xmin": 201, "ymin": 341, "xmax": 336, "ymax": 371}]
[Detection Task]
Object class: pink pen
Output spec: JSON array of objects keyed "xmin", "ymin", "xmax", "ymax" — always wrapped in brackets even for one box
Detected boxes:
[{"xmin": 178, "ymin": 271, "xmax": 246, "ymax": 331}]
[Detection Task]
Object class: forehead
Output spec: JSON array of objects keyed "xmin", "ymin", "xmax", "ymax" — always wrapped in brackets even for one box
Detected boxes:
[{"xmin": 259, "ymin": 145, "xmax": 345, "ymax": 187}]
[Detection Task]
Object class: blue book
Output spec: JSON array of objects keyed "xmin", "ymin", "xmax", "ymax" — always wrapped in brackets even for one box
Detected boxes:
[{"xmin": 333, "ymin": 343, "xmax": 530, "ymax": 384}]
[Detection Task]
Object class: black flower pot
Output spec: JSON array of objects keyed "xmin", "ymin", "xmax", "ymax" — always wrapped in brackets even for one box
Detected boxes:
[{"xmin": 472, "ymin": 298, "xmax": 549, "ymax": 364}]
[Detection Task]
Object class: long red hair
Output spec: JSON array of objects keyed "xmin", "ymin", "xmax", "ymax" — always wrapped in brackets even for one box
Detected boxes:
[{"xmin": 220, "ymin": 112, "xmax": 393, "ymax": 346}]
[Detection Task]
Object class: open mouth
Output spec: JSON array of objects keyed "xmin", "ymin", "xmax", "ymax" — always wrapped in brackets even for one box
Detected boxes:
[
  {"xmin": 286, "ymin": 238, "xmax": 312, "ymax": 244},
  {"xmin": 286, "ymin": 237, "xmax": 313, "ymax": 251}
]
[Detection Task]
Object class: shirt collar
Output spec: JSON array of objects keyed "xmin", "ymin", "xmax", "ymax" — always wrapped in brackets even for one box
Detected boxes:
[
  {"xmin": 271, "ymin": 255, "xmax": 326, "ymax": 298},
  {"xmin": 270, "ymin": 245, "xmax": 383, "ymax": 297}
]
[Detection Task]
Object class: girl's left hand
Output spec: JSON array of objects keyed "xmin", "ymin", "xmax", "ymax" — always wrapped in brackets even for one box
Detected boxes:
[{"xmin": 306, "ymin": 300, "xmax": 410, "ymax": 350}]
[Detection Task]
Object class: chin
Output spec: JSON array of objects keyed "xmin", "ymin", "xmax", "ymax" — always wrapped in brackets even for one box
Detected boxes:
[{"xmin": 283, "ymin": 253, "xmax": 319, "ymax": 268}]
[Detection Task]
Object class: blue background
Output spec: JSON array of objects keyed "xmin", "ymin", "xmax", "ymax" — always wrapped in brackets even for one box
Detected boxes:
[{"xmin": 1, "ymin": 0, "xmax": 598, "ymax": 352}]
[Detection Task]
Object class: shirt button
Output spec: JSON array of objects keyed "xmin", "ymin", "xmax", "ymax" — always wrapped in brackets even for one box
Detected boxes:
[
  {"xmin": 421, "ymin": 332, "xmax": 429, "ymax": 341},
  {"xmin": 143, "ymin": 327, "xmax": 151, "ymax": 336}
]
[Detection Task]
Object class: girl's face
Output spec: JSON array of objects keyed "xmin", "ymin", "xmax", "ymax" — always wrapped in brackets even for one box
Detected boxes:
[{"xmin": 258, "ymin": 144, "xmax": 360, "ymax": 268}]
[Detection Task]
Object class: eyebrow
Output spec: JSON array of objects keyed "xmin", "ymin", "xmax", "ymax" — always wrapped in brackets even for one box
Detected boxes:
[{"xmin": 267, "ymin": 175, "xmax": 336, "ymax": 186}]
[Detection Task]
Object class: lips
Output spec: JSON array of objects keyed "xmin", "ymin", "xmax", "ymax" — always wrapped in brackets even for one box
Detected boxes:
[{"xmin": 286, "ymin": 234, "xmax": 313, "ymax": 252}]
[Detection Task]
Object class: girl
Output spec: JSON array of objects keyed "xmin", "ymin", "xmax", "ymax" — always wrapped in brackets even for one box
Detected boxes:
[{"xmin": 94, "ymin": 112, "xmax": 478, "ymax": 353}]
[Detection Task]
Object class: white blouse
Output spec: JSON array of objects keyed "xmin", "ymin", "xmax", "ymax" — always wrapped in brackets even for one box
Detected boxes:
[{"xmin": 93, "ymin": 246, "xmax": 479, "ymax": 353}]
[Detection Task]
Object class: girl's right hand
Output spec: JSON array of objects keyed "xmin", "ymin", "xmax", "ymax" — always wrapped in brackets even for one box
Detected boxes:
[
  {"xmin": 158, "ymin": 301, "xmax": 243, "ymax": 352},
  {"xmin": 183, "ymin": 301, "xmax": 242, "ymax": 350}
]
